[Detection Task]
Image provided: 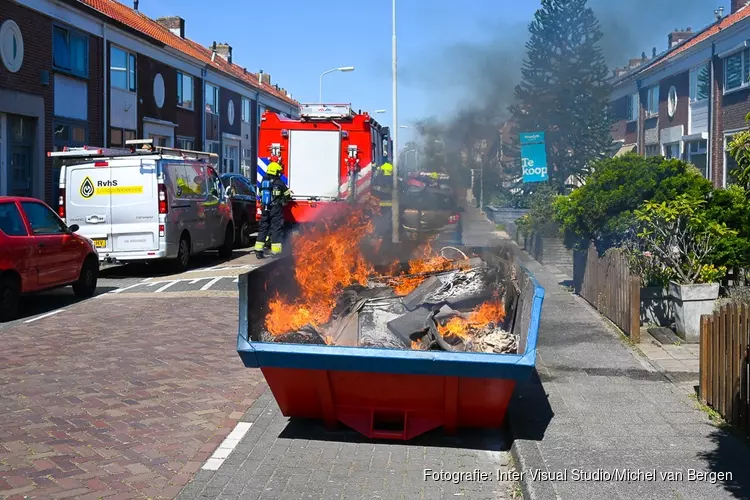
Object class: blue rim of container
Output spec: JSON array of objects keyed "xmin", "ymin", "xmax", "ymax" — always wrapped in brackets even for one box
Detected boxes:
[{"xmin": 237, "ymin": 258, "xmax": 545, "ymax": 381}]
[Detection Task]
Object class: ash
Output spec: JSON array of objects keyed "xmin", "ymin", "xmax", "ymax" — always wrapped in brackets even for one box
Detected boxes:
[
  {"xmin": 359, "ymin": 299, "xmax": 409, "ymax": 349},
  {"xmin": 428, "ymin": 268, "xmax": 489, "ymax": 302},
  {"xmin": 466, "ymin": 327, "xmax": 518, "ymax": 354}
]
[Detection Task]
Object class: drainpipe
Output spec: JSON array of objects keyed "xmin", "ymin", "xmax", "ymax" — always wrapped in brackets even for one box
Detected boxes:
[
  {"xmin": 103, "ymin": 23, "xmax": 108, "ymax": 147},
  {"xmin": 636, "ymin": 78, "xmax": 642, "ymax": 155},
  {"xmin": 708, "ymin": 42, "xmax": 715, "ymax": 186},
  {"xmin": 202, "ymin": 67, "xmax": 208, "ymax": 153}
]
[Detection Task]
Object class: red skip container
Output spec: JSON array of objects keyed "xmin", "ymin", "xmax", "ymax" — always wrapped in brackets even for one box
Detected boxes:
[{"xmin": 237, "ymin": 251, "xmax": 544, "ymax": 440}]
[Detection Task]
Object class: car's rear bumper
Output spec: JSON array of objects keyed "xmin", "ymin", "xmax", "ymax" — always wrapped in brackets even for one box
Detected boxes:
[{"xmin": 97, "ymin": 248, "xmax": 170, "ymax": 264}]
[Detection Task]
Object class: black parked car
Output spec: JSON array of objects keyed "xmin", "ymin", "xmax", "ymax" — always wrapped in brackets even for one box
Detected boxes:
[{"xmin": 220, "ymin": 173, "xmax": 258, "ymax": 248}]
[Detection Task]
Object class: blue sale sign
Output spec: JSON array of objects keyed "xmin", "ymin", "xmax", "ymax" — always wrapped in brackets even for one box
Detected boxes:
[{"xmin": 520, "ymin": 131, "xmax": 548, "ymax": 183}]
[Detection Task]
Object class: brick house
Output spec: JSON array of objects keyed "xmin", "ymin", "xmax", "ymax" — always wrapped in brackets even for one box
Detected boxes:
[
  {"xmin": 1, "ymin": 0, "xmax": 297, "ymax": 205},
  {"xmin": 610, "ymin": 0, "xmax": 750, "ymax": 188},
  {"xmin": 1, "ymin": 0, "xmax": 103, "ymax": 201}
]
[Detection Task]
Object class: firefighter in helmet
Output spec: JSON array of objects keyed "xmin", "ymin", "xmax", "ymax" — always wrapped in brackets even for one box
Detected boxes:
[{"xmin": 254, "ymin": 162, "xmax": 291, "ymax": 259}]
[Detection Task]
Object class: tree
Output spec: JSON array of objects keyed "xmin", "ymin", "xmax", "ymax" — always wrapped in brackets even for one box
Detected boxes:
[{"xmin": 510, "ymin": 0, "xmax": 612, "ymax": 192}]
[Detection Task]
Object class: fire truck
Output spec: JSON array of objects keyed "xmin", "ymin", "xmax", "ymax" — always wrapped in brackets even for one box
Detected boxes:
[{"xmin": 256, "ymin": 104, "xmax": 392, "ymax": 224}]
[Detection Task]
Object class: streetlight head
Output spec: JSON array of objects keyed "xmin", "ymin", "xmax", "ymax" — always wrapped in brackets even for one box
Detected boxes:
[
  {"xmin": 374, "ymin": 109, "xmax": 386, "ymax": 113},
  {"xmin": 399, "ymin": 125, "xmax": 409, "ymax": 129},
  {"xmin": 339, "ymin": 66, "xmax": 355, "ymax": 72}
]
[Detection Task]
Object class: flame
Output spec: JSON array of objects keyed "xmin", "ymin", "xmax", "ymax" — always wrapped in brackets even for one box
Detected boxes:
[
  {"xmin": 436, "ymin": 298, "xmax": 506, "ymax": 342},
  {"xmin": 265, "ymin": 210, "xmax": 374, "ymax": 335},
  {"xmin": 390, "ymin": 241, "xmax": 455, "ymax": 296}
]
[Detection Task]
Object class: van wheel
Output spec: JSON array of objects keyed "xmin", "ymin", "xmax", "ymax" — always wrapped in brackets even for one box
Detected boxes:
[
  {"xmin": 0, "ymin": 275, "xmax": 21, "ymax": 322},
  {"xmin": 238, "ymin": 220, "xmax": 252, "ymax": 248},
  {"xmin": 73, "ymin": 257, "xmax": 99, "ymax": 298},
  {"xmin": 219, "ymin": 224, "xmax": 234, "ymax": 258},
  {"xmin": 174, "ymin": 234, "xmax": 191, "ymax": 272}
]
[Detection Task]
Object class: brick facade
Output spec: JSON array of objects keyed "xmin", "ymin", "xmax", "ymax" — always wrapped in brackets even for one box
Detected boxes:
[{"xmin": 658, "ymin": 71, "xmax": 689, "ymax": 132}]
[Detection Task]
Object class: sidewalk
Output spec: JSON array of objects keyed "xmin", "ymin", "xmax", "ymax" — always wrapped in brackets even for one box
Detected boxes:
[{"xmin": 509, "ymin": 254, "xmax": 750, "ymax": 499}]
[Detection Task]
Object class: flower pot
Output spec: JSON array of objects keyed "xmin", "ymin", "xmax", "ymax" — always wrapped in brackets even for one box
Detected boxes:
[
  {"xmin": 668, "ymin": 282, "xmax": 719, "ymax": 343},
  {"xmin": 640, "ymin": 286, "xmax": 672, "ymax": 327}
]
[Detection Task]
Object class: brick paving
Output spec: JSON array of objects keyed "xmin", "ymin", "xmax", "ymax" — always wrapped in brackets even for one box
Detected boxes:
[
  {"xmin": 0, "ymin": 295, "xmax": 264, "ymax": 499},
  {"xmin": 177, "ymin": 391, "xmax": 519, "ymax": 500}
]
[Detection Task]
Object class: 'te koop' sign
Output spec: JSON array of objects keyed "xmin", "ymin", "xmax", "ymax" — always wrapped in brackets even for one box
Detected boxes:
[{"xmin": 520, "ymin": 131, "xmax": 548, "ymax": 184}]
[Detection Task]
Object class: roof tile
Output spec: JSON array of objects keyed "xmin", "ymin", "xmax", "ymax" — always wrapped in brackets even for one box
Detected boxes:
[{"xmin": 78, "ymin": 0, "xmax": 297, "ymax": 107}]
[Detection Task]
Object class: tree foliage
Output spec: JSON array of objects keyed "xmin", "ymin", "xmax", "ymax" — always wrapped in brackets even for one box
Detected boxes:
[
  {"xmin": 553, "ymin": 154, "xmax": 712, "ymax": 250},
  {"xmin": 510, "ymin": 0, "xmax": 612, "ymax": 192}
]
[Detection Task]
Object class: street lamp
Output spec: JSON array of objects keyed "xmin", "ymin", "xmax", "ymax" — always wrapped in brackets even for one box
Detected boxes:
[
  {"xmin": 374, "ymin": 110, "xmax": 386, "ymax": 114},
  {"xmin": 391, "ymin": 0, "xmax": 400, "ymax": 243},
  {"xmin": 319, "ymin": 66, "xmax": 355, "ymax": 102}
]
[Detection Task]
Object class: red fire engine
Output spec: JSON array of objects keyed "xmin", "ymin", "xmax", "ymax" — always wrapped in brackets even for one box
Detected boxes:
[{"xmin": 256, "ymin": 104, "xmax": 391, "ymax": 224}]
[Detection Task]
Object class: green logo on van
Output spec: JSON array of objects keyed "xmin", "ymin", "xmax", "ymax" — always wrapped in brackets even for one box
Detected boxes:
[{"xmin": 80, "ymin": 177, "xmax": 95, "ymax": 199}]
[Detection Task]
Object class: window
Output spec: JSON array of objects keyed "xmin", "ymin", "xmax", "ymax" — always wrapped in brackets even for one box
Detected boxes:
[
  {"xmin": 110, "ymin": 127, "xmax": 136, "ymax": 147},
  {"xmin": 626, "ymin": 93, "xmax": 639, "ymax": 122},
  {"xmin": 53, "ymin": 121, "xmax": 86, "ymax": 148},
  {"xmin": 724, "ymin": 50, "xmax": 750, "ymax": 92},
  {"xmin": 177, "ymin": 72, "xmax": 193, "ymax": 109},
  {"xmin": 53, "ymin": 25, "xmax": 88, "ymax": 77},
  {"xmin": 110, "ymin": 46, "xmax": 136, "ymax": 92},
  {"xmin": 205, "ymin": 141, "xmax": 220, "ymax": 155},
  {"xmin": 149, "ymin": 134, "xmax": 168, "ymax": 147},
  {"xmin": 663, "ymin": 142, "xmax": 680, "ymax": 160},
  {"xmin": 223, "ymin": 144, "xmax": 238, "ymax": 173},
  {"xmin": 205, "ymin": 167, "xmax": 222, "ymax": 198},
  {"xmin": 177, "ymin": 137, "xmax": 194, "ymax": 150},
  {"xmin": 205, "ymin": 83, "xmax": 219, "ymax": 114},
  {"xmin": 167, "ymin": 164, "xmax": 206, "ymax": 200},
  {"xmin": 20, "ymin": 202, "xmax": 67, "ymax": 235},
  {"xmin": 234, "ymin": 177, "xmax": 254, "ymax": 197},
  {"xmin": 645, "ymin": 144, "xmax": 661, "ymax": 157},
  {"xmin": 646, "ymin": 86, "xmax": 659, "ymax": 116},
  {"xmin": 725, "ymin": 134, "xmax": 742, "ymax": 186},
  {"xmin": 241, "ymin": 98, "xmax": 251, "ymax": 123},
  {"xmin": 0, "ymin": 202, "xmax": 28, "ymax": 236},
  {"xmin": 690, "ymin": 63, "xmax": 710, "ymax": 102},
  {"xmin": 687, "ymin": 140, "xmax": 708, "ymax": 179}
]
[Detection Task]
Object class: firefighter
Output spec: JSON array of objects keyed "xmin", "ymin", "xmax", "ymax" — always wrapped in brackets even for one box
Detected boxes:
[
  {"xmin": 254, "ymin": 162, "xmax": 291, "ymax": 259},
  {"xmin": 379, "ymin": 161, "xmax": 393, "ymax": 178}
]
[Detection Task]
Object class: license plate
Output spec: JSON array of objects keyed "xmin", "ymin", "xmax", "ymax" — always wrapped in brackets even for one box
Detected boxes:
[{"xmin": 93, "ymin": 239, "xmax": 107, "ymax": 248}]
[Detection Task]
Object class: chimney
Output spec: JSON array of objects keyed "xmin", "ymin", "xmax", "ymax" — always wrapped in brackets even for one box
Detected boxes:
[
  {"xmin": 732, "ymin": 1, "xmax": 748, "ymax": 14},
  {"xmin": 211, "ymin": 43, "xmax": 232, "ymax": 64},
  {"xmin": 668, "ymin": 28, "xmax": 694, "ymax": 48},
  {"xmin": 258, "ymin": 70, "xmax": 263, "ymax": 85},
  {"xmin": 133, "ymin": 0, "xmax": 139, "ymax": 10},
  {"xmin": 652, "ymin": 47, "xmax": 657, "ymax": 58},
  {"xmin": 261, "ymin": 73, "xmax": 271, "ymax": 86},
  {"xmin": 156, "ymin": 16, "xmax": 185, "ymax": 38},
  {"xmin": 715, "ymin": 7, "xmax": 725, "ymax": 21}
]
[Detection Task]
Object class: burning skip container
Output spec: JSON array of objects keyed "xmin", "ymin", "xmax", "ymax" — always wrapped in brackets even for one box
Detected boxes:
[{"xmin": 236, "ymin": 246, "xmax": 544, "ymax": 440}]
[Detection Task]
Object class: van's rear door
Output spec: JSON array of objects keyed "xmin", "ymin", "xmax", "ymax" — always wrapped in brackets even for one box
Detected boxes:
[
  {"xmin": 65, "ymin": 162, "xmax": 112, "ymax": 252},
  {"xmin": 109, "ymin": 158, "xmax": 159, "ymax": 252}
]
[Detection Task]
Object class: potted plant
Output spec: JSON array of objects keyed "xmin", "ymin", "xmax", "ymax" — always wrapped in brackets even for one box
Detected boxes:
[
  {"xmin": 622, "ymin": 235, "xmax": 675, "ymax": 327},
  {"xmin": 634, "ymin": 195, "xmax": 734, "ymax": 342}
]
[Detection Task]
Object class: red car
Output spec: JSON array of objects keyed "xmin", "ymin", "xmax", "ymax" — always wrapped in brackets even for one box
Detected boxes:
[{"xmin": 0, "ymin": 196, "xmax": 100, "ymax": 321}]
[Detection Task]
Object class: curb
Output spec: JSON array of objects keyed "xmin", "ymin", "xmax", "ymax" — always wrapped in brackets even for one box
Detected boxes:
[{"xmin": 509, "ymin": 436, "xmax": 560, "ymax": 500}]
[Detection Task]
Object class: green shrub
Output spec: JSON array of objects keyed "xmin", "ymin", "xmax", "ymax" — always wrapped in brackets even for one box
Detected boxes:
[{"xmin": 553, "ymin": 154, "xmax": 711, "ymax": 250}]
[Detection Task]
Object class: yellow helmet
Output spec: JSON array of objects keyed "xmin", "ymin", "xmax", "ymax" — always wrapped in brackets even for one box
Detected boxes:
[{"xmin": 267, "ymin": 162, "xmax": 282, "ymax": 176}]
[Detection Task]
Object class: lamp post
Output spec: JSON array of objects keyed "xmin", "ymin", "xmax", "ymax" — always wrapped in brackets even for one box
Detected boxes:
[
  {"xmin": 391, "ymin": 0, "xmax": 400, "ymax": 243},
  {"xmin": 319, "ymin": 66, "xmax": 355, "ymax": 103}
]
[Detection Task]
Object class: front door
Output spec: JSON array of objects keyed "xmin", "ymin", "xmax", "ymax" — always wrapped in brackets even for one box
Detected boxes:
[{"xmin": 8, "ymin": 115, "xmax": 34, "ymax": 197}]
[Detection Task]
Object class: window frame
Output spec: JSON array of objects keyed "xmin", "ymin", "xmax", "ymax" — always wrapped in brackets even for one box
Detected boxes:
[
  {"xmin": 646, "ymin": 86, "xmax": 659, "ymax": 117},
  {"xmin": 52, "ymin": 24, "xmax": 89, "ymax": 78},
  {"xmin": 644, "ymin": 144, "xmax": 661, "ymax": 157},
  {"xmin": 20, "ymin": 201, "xmax": 68, "ymax": 235},
  {"xmin": 205, "ymin": 140, "xmax": 220, "ymax": 156},
  {"xmin": 53, "ymin": 119, "xmax": 88, "ymax": 150},
  {"xmin": 241, "ymin": 98, "xmax": 251, "ymax": 123},
  {"xmin": 662, "ymin": 142, "xmax": 681, "ymax": 160},
  {"xmin": 110, "ymin": 127, "xmax": 136, "ymax": 147},
  {"xmin": 110, "ymin": 45, "xmax": 136, "ymax": 92},
  {"xmin": 686, "ymin": 139, "xmax": 708, "ymax": 179},
  {"xmin": 177, "ymin": 72, "xmax": 194, "ymax": 110},
  {"xmin": 724, "ymin": 131, "xmax": 746, "ymax": 187},
  {"xmin": 689, "ymin": 63, "xmax": 710, "ymax": 103},
  {"xmin": 626, "ymin": 93, "xmax": 639, "ymax": 122},
  {"xmin": 177, "ymin": 136, "xmax": 195, "ymax": 150},
  {"xmin": 723, "ymin": 49, "xmax": 750, "ymax": 94},
  {"xmin": 205, "ymin": 83, "xmax": 220, "ymax": 115}
]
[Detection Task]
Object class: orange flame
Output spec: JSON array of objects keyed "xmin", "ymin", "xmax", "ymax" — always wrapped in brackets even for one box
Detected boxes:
[
  {"xmin": 265, "ymin": 210, "xmax": 375, "ymax": 335},
  {"xmin": 390, "ymin": 241, "xmax": 455, "ymax": 296},
  {"xmin": 436, "ymin": 298, "xmax": 506, "ymax": 342}
]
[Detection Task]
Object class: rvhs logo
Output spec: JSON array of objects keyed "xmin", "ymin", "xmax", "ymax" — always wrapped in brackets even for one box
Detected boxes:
[{"xmin": 80, "ymin": 177, "xmax": 95, "ymax": 199}]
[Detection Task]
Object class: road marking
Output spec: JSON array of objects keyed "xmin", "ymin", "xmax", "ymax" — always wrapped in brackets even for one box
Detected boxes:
[
  {"xmin": 233, "ymin": 278, "xmax": 239, "ymax": 283},
  {"xmin": 189, "ymin": 277, "xmax": 211, "ymax": 285},
  {"xmin": 108, "ymin": 283, "xmax": 145, "ymax": 294},
  {"xmin": 24, "ymin": 309, "xmax": 65, "ymax": 323},
  {"xmin": 200, "ymin": 277, "xmax": 223, "ymax": 291},
  {"xmin": 202, "ymin": 422, "xmax": 252, "ymax": 471},
  {"xmin": 154, "ymin": 281, "xmax": 179, "ymax": 293}
]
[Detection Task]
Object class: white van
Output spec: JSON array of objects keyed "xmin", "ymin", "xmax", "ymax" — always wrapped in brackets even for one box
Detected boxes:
[{"xmin": 51, "ymin": 141, "xmax": 235, "ymax": 271}]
